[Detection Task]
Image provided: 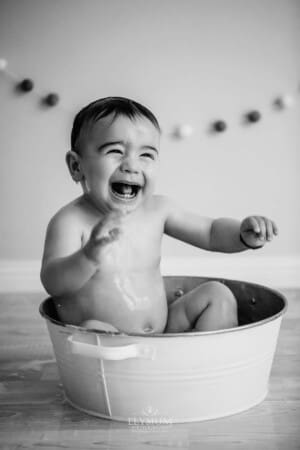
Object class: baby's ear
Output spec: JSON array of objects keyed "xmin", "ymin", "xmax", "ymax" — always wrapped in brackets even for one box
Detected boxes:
[{"xmin": 66, "ymin": 150, "xmax": 84, "ymax": 183}]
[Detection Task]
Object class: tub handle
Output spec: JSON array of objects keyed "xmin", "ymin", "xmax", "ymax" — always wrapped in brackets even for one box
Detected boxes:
[{"xmin": 68, "ymin": 334, "xmax": 156, "ymax": 361}]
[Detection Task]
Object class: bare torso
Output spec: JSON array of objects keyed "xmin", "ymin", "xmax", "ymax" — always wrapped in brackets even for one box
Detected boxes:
[{"xmin": 53, "ymin": 196, "xmax": 168, "ymax": 334}]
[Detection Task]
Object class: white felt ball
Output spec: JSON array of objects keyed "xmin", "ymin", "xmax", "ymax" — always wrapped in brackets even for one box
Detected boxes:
[
  {"xmin": 173, "ymin": 124, "xmax": 194, "ymax": 139},
  {"xmin": 0, "ymin": 58, "xmax": 8, "ymax": 71},
  {"xmin": 275, "ymin": 94, "xmax": 295, "ymax": 109},
  {"xmin": 281, "ymin": 94, "xmax": 295, "ymax": 108}
]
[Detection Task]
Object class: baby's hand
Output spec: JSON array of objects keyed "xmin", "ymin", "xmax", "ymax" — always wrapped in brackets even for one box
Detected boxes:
[
  {"xmin": 83, "ymin": 211, "xmax": 124, "ymax": 264},
  {"xmin": 240, "ymin": 216, "xmax": 278, "ymax": 249}
]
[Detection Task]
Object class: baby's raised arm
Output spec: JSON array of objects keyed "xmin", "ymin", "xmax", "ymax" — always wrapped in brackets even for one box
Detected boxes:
[
  {"xmin": 163, "ymin": 197, "xmax": 277, "ymax": 252},
  {"xmin": 40, "ymin": 209, "xmax": 121, "ymax": 296}
]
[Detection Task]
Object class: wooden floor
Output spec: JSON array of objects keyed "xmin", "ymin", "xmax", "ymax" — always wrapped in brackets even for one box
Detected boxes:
[{"xmin": 0, "ymin": 289, "xmax": 299, "ymax": 450}]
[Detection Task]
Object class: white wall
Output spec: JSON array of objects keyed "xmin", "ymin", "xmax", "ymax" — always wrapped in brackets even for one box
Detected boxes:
[{"xmin": 0, "ymin": 0, "xmax": 299, "ymax": 265}]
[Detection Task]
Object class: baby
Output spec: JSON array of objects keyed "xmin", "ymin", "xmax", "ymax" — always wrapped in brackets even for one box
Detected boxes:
[{"xmin": 40, "ymin": 97, "xmax": 278, "ymax": 334}]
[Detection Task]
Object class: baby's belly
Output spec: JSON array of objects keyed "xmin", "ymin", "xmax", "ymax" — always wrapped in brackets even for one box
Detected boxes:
[{"xmin": 55, "ymin": 269, "xmax": 168, "ymax": 334}]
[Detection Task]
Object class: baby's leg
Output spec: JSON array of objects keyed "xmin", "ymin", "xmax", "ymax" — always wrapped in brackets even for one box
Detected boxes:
[{"xmin": 165, "ymin": 281, "xmax": 238, "ymax": 333}]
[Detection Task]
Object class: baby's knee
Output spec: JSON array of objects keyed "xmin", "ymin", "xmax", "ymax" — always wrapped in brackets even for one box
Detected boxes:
[
  {"xmin": 206, "ymin": 281, "xmax": 237, "ymax": 307},
  {"xmin": 205, "ymin": 281, "xmax": 238, "ymax": 323},
  {"xmin": 165, "ymin": 297, "xmax": 192, "ymax": 333}
]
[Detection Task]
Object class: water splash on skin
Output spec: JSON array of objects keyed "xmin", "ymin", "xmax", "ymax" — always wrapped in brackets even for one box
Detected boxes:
[
  {"xmin": 106, "ymin": 209, "xmax": 151, "ymax": 312},
  {"xmin": 113, "ymin": 274, "xmax": 151, "ymax": 311}
]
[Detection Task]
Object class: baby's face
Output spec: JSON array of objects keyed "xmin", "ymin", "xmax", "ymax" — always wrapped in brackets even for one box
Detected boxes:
[{"xmin": 77, "ymin": 114, "xmax": 160, "ymax": 214}]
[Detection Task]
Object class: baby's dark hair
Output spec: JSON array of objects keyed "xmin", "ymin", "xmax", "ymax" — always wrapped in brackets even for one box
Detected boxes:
[{"xmin": 71, "ymin": 96, "xmax": 161, "ymax": 152}]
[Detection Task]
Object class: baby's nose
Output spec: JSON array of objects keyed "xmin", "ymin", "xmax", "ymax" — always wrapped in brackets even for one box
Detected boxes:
[{"xmin": 120, "ymin": 155, "xmax": 140, "ymax": 174}]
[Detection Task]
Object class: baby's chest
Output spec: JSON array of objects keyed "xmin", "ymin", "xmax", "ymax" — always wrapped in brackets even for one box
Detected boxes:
[
  {"xmin": 112, "ymin": 225, "xmax": 162, "ymax": 270},
  {"xmin": 82, "ymin": 218, "xmax": 163, "ymax": 271}
]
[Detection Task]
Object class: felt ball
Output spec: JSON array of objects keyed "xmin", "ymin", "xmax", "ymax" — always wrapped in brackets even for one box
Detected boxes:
[
  {"xmin": 213, "ymin": 120, "xmax": 227, "ymax": 132},
  {"xmin": 246, "ymin": 110, "xmax": 261, "ymax": 123},
  {"xmin": 0, "ymin": 58, "xmax": 8, "ymax": 71},
  {"xmin": 18, "ymin": 78, "xmax": 34, "ymax": 92},
  {"xmin": 173, "ymin": 124, "xmax": 194, "ymax": 139},
  {"xmin": 274, "ymin": 95, "xmax": 295, "ymax": 109},
  {"xmin": 44, "ymin": 93, "xmax": 59, "ymax": 106}
]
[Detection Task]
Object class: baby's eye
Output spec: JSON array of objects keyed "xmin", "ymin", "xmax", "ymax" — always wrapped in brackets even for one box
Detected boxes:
[
  {"xmin": 141, "ymin": 152, "xmax": 155, "ymax": 160},
  {"xmin": 106, "ymin": 149, "xmax": 123, "ymax": 155}
]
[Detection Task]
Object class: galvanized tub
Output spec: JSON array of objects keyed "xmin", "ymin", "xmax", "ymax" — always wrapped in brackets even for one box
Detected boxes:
[{"xmin": 39, "ymin": 276, "xmax": 287, "ymax": 423}]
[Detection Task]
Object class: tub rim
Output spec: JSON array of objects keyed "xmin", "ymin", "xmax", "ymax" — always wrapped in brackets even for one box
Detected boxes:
[{"xmin": 39, "ymin": 276, "xmax": 288, "ymax": 338}]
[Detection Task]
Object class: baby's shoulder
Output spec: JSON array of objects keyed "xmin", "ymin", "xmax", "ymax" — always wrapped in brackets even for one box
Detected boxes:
[
  {"xmin": 47, "ymin": 196, "xmax": 87, "ymax": 232},
  {"xmin": 147, "ymin": 195, "xmax": 175, "ymax": 218},
  {"xmin": 150, "ymin": 195, "xmax": 175, "ymax": 210}
]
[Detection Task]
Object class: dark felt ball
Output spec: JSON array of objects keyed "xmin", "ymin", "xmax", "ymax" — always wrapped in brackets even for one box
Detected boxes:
[
  {"xmin": 247, "ymin": 110, "xmax": 261, "ymax": 123},
  {"xmin": 18, "ymin": 78, "xmax": 34, "ymax": 92},
  {"xmin": 213, "ymin": 120, "xmax": 227, "ymax": 132},
  {"xmin": 44, "ymin": 93, "xmax": 59, "ymax": 106}
]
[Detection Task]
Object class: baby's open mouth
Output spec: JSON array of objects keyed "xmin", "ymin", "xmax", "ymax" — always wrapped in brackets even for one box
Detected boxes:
[{"xmin": 110, "ymin": 182, "xmax": 141, "ymax": 200}]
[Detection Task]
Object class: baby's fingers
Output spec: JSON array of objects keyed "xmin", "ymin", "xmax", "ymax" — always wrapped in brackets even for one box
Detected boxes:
[
  {"xmin": 108, "ymin": 227, "xmax": 121, "ymax": 241},
  {"xmin": 93, "ymin": 226, "xmax": 121, "ymax": 245},
  {"xmin": 255, "ymin": 216, "xmax": 267, "ymax": 240},
  {"xmin": 243, "ymin": 216, "xmax": 267, "ymax": 240},
  {"xmin": 255, "ymin": 217, "xmax": 279, "ymax": 242},
  {"xmin": 244, "ymin": 216, "xmax": 260, "ymax": 234},
  {"xmin": 92, "ymin": 213, "xmax": 122, "ymax": 240},
  {"xmin": 83, "ymin": 226, "xmax": 121, "ymax": 264},
  {"xmin": 266, "ymin": 219, "xmax": 279, "ymax": 241},
  {"xmin": 272, "ymin": 221, "xmax": 279, "ymax": 236},
  {"xmin": 265, "ymin": 219, "xmax": 274, "ymax": 241}
]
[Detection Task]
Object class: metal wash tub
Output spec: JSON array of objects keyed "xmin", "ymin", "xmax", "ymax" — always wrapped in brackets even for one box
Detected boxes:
[{"xmin": 39, "ymin": 276, "xmax": 287, "ymax": 423}]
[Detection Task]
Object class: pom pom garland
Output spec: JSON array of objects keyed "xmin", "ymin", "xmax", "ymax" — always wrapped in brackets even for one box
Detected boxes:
[
  {"xmin": 0, "ymin": 57, "xmax": 299, "ymax": 130},
  {"xmin": 213, "ymin": 120, "xmax": 227, "ymax": 132},
  {"xmin": 273, "ymin": 95, "xmax": 295, "ymax": 110},
  {"xmin": 43, "ymin": 93, "xmax": 60, "ymax": 107},
  {"xmin": 246, "ymin": 110, "xmax": 261, "ymax": 123},
  {"xmin": 172, "ymin": 124, "xmax": 194, "ymax": 139},
  {"xmin": 18, "ymin": 78, "xmax": 34, "ymax": 92}
]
